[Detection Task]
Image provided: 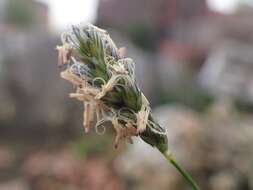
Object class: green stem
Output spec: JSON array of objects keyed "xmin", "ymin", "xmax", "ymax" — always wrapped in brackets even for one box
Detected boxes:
[{"xmin": 161, "ymin": 151, "xmax": 201, "ymax": 190}]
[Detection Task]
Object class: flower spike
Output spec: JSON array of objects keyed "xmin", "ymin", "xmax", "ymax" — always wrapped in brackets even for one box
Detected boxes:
[{"xmin": 57, "ymin": 23, "xmax": 200, "ymax": 190}]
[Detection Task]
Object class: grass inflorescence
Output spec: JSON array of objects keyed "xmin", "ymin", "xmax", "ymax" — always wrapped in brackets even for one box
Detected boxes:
[{"xmin": 57, "ymin": 23, "xmax": 200, "ymax": 190}]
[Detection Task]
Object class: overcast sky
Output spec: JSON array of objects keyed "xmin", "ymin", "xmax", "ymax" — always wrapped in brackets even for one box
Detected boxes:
[
  {"xmin": 36, "ymin": 0, "xmax": 252, "ymax": 30},
  {"xmin": 36, "ymin": 0, "xmax": 99, "ymax": 30}
]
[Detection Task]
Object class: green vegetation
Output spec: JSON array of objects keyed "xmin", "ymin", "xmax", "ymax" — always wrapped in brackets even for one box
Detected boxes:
[{"xmin": 5, "ymin": 0, "xmax": 35, "ymax": 27}]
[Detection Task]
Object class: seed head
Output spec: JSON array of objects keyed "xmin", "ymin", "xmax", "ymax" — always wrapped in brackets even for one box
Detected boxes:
[{"xmin": 57, "ymin": 23, "xmax": 168, "ymax": 152}]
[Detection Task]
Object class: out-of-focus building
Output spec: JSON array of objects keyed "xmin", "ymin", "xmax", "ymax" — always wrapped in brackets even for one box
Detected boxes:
[
  {"xmin": 97, "ymin": 0, "xmax": 253, "ymax": 66},
  {"xmin": 198, "ymin": 40, "xmax": 253, "ymax": 102},
  {"xmin": 97, "ymin": 0, "xmax": 208, "ymax": 29}
]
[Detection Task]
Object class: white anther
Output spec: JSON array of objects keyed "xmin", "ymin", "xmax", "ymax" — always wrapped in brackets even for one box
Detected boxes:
[
  {"xmin": 60, "ymin": 70, "xmax": 82, "ymax": 86},
  {"xmin": 136, "ymin": 94, "xmax": 150, "ymax": 133},
  {"xmin": 111, "ymin": 63, "xmax": 128, "ymax": 74},
  {"xmin": 56, "ymin": 43, "xmax": 72, "ymax": 66},
  {"xmin": 95, "ymin": 74, "xmax": 121, "ymax": 99}
]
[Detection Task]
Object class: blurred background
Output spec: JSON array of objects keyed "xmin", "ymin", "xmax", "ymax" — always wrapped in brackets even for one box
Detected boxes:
[{"xmin": 1, "ymin": 0, "xmax": 253, "ymax": 189}]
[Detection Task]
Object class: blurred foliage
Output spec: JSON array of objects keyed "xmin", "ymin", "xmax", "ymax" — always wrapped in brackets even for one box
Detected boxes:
[
  {"xmin": 159, "ymin": 86, "xmax": 214, "ymax": 112},
  {"xmin": 234, "ymin": 99, "xmax": 253, "ymax": 113},
  {"xmin": 126, "ymin": 24, "xmax": 157, "ymax": 51},
  {"xmin": 5, "ymin": 0, "xmax": 35, "ymax": 27},
  {"xmin": 236, "ymin": 0, "xmax": 253, "ymax": 12},
  {"xmin": 159, "ymin": 87, "xmax": 253, "ymax": 114},
  {"xmin": 71, "ymin": 132, "xmax": 115, "ymax": 159}
]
